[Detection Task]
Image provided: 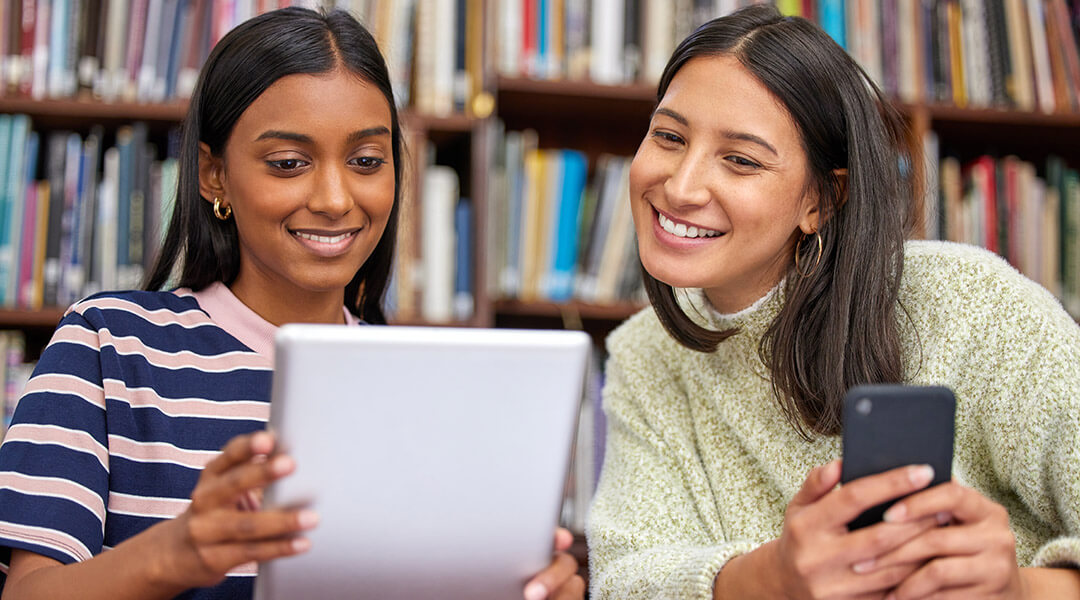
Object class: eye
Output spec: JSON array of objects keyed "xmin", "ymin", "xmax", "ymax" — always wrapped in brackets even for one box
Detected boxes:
[
  {"xmin": 350, "ymin": 156, "xmax": 386, "ymax": 171},
  {"xmin": 266, "ymin": 158, "xmax": 308, "ymax": 172},
  {"xmin": 650, "ymin": 129, "xmax": 684, "ymax": 146},
  {"xmin": 725, "ymin": 155, "xmax": 762, "ymax": 169}
]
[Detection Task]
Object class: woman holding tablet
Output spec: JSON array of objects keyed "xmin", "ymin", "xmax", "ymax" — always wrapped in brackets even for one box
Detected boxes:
[
  {"xmin": 0, "ymin": 8, "xmax": 583, "ymax": 600},
  {"xmin": 587, "ymin": 5, "xmax": 1080, "ymax": 599}
]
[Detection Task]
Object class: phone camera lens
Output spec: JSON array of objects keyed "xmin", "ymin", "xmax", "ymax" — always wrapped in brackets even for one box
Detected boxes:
[{"xmin": 856, "ymin": 398, "xmax": 872, "ymax": 416}]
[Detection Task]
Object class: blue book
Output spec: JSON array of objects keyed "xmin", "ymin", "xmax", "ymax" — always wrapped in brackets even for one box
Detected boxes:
[
  {"xmin": 819, "ymin": 0, "xmax": 846, "ymax": 49},
  {"xmin": 536, "ymin": 0, "xmax": 549, "ymax": 77},
  {"xmin": 1, "ymin": 115, "xmax": 31, "ymax": 307},
  {"xmin": 549, "ymin": 150, "xmax": 587, "ymax": 302},
  {"xmin": 453, "ymin": 199, "xmax": 473, "ymax": 321},
  {"xmin": 0, "ymin": 116, "xmax": 12, "ymax": 305}
]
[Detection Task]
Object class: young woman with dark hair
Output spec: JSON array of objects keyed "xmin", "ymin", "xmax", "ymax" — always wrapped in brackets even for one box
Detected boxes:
[
  {"xmin": 0, "ymin": 8, "xmax": 582, "ymax": 600},
  {"xmin": 587, "ymin": 5, "xmax": 1080, "ymax": 599}
]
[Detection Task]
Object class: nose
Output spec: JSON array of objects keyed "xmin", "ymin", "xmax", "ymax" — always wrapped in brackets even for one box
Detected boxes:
[
  {"xmin": 307, "ymin": 165, "xmax": 353, "ymax": 218},
  {"xmin": 663, "ymin": 150, "xmax": 711, "ymax": 209}
]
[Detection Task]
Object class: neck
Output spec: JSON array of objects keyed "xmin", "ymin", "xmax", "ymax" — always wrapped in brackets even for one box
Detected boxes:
[{"xmin": 229, "ymin": 275, "xmax": 346, "ymax": 326}]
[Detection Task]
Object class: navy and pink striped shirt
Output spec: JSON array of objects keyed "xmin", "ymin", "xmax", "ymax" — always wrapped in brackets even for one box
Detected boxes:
[{"xmin": 0, "ymin": 283, "xmax": 359, "ymax": 599}]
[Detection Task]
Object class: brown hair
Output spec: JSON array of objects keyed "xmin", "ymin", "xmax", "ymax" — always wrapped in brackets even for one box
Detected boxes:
[{"xmin": 642, "ymin": 5, "xmax": 913, "ymax": 438}]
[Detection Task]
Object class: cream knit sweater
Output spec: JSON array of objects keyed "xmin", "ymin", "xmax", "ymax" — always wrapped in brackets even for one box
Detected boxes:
[{"xmin": 587, "ymin": 240, "xmax": 1080, "ymax": 599}]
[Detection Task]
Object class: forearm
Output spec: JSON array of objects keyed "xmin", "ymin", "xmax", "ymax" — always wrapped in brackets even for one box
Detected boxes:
[
  {"xmin": 1020, "ymin": 567, "xmax": 1080, "ymax": 599},
  {"xmin": 3, "ymin": 522, "xmax": 188, "ymax": 600},
  {"xmin": 712, "ymin": 540, "xmax": 782, "ymax": 600}
]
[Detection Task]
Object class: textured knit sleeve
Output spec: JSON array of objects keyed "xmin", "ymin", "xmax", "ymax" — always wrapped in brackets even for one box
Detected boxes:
[
  {"xmin": 0, "ymin": 307, "xmax": 109, "ymax": 569},
  {"xmin": 991, "ymin": 288, "xmax": 1080, "ymax": 569},
  {"xmin": 586, "ymin": 334, "xmax": 756, "ymax": 600}
]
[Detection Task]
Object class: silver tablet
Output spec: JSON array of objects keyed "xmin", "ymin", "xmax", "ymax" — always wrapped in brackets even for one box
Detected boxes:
[{"xmin": 254, "ymin": 325, "xmax": 590, "ymax": 600}]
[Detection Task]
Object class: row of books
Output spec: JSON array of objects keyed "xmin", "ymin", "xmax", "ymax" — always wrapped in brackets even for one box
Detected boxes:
[
  {"xmin": 0, "ymin": 114, "xmax": 178, "ymax": 310},
  {"xmin": 389, "ymin": 163, "xmax": 476, "ymax": 324},
  {"xmin": 930, "ymin": 150, "xmax": 1080, "ymax": 315},
  {"xmin": 485, "ymin": 124, "xmax": 645, "ymax": 306},
  {"xmin": 0, "ymin": 331, "xmax": 33, "ymax": 444},
  {"xmin": 494, "ymin": 0, "xmax": 764, "ymax": 85},
  {"xmin": 0, "ymin": 0, "xmax": 418, "ymax": 108},
  {"xmin": 492, "ymin": 0, "xmax": 1080, "ymax": 115}
]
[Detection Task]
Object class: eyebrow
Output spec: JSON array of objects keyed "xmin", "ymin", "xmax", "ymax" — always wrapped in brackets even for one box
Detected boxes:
[
  {"xmin": 652, "ymin": 107, "xmax": 779, "ymax": 157},
  {"xmin": 255, "ymin": 126, "xmax": 391, "ymax": 144}
]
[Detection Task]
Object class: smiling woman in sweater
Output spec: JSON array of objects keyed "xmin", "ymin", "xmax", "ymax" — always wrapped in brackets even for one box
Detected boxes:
[{"xmin": 587, "ymin": 5, "xmax": 1080, "ymax": 600}]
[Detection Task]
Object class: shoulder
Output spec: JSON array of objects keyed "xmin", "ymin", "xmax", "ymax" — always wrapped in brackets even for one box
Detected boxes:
[
  {"xmin": 901, "ymin": 240, "xmax": 1069, "ymax": 323},
  {"xmin": 63, "ymin": 289, "xmax": 203, "ymax": 323},
  {"xmin": 607, "ymin": 306, "xmax": 678, "ymax": 361}
]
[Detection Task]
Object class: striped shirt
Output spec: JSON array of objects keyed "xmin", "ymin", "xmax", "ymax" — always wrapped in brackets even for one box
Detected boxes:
[{"xmin": 0, "ymin": 283, "xmax": 359, "ymax": 599}]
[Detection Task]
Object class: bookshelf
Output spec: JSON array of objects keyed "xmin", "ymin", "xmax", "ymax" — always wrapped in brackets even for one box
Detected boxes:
[{"xmin": 2, "ymin": 4, "xmax": 1080, "ymax": 594}]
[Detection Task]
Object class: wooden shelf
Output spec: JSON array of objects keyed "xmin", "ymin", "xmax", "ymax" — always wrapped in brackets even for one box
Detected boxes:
[
  {"xmin": 401, "ymin": 110, "xmax": 480, "ymax": 133},
  {"xmin": 494, "ymin": 299, "xmax": 645, "ymax": 321},
  {"xmin": 0, "ymin": 308, "xmax": 65, "ymax": 329},
  {"xmin": 0, "ymin": 96, "xmax": 188, "ymax": 124}
]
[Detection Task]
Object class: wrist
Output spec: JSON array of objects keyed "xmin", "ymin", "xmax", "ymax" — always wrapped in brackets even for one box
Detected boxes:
[
  {"xmin": 714, "ymin": 540, "xmax": 782, "ymax": 600},
  {"xmin": 132, "ymin": 519, "xmax": 190, "ymax": 594}
]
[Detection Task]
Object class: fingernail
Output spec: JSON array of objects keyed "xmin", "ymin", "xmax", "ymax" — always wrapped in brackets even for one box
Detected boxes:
[
  {"xmin": 291, "ymin": 537, "xmax": 311, "ymax": 553},
  {"xmin": 883, "ymin": 504, "xmax": 906, "ymax": 522},
  {"xmin": 852, "ymin": 558, "xmax": 875, "ymax": 574},
  {"xmin": 523, "ymin": 581, "xmax": 548, "ymax": 600},
  {"xmin": 936, "ymin": 511, "xmax": 951, "ymax": 525},
  {"xmin": 271, "ymin": 454, "xmax": 295, "ymax": 476},
  {"xmin": 909, "ymin": 464, "xmax": 934, "ymax": 487},
  {"xmin": 251, "ymin": 431, "xmax": 273, "ymax": 453},
  {"xmin": 297, "ymin": 510, "xmax": 319, "ymax": 529}
]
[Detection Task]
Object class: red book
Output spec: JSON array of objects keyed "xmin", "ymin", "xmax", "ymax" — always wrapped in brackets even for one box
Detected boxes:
[
  {"xmin": 523, "ymin": 0, "xmax": 535, "ymax": 77},
  {"xmin": 18, "ymin": 0, "xmax": 35, "ymax": 96}
]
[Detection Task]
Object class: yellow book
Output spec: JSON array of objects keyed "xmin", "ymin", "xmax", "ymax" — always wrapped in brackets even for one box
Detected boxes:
[{"xmin": 947, "ymin": 0, "xmax": 966, "ymax": 107}]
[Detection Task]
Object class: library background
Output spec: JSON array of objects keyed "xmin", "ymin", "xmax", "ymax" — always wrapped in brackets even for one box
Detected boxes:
[{"xmin": 0, "ymin": 0, "xmax": 1078, "ymax": 582}]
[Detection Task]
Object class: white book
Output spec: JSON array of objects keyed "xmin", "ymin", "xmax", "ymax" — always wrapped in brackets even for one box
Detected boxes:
[
  {"xmin": 1024, "ymin": 0, "xmax": 1055, "ymax": 113},
  {"xmin": 31, "ymin": 0, "xmax": 49, "ymax": 100},
  {"xmin": 420, "ymin": 165, "xmax": 459, "ymax": 323},
  {"xmin": 433, "ymin": 0, "xmax": 456, "ymax": 115},
  {"xmin": 960, "ymin": 0, "xmax": 991, "ymax": 107},
  {"xmin": 897, "ymin": 0, "xmax": 919, "ymax": 103},
  {"xmin": 641, "ymin": 0, "xmax": 674, "ymax": 84},
  {"xmin": 95, "ymin": 147, "xmax": 120, "ymax": 294},
  {"xmin": 386, "ymin": 0, "xmax": 416, "ymax": 107},
  {"xmin": 590, "ymin": 0, "xmax": 626, "ymax": 84},
  {"xmin": 98, "ymin": 0, "xmax": 129, "ymax": 101},
  {"xmin": 496, "ymin": 0, "xmax": 520, "ymax": 76},
  {"xmin": 137, "ymin": 0, "xmax": 163, "ymax": 102}
]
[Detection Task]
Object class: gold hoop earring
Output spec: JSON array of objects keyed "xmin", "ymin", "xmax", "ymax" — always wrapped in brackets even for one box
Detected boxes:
[
  {"xmin": 794, "ymin": 231, "xmax": 823, "ymax": 278},
  {"xmin": 212, "ymin": 197, "xmax": 232, "ymax": 221}
]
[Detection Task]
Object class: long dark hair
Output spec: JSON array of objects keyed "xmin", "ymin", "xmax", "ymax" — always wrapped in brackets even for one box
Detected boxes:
[
  {"xmin": 145, "ymin": 7, "xmax": 403, "ymax": 324},
  {"xmin": 643, "ymin": 4, "xmax": 912, "ymax": 437}
]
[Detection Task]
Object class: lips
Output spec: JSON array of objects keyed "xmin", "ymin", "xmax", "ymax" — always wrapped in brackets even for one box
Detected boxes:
[{"xmin": 289, "ymin": 228, "xmax": 361, "ymax": 257}]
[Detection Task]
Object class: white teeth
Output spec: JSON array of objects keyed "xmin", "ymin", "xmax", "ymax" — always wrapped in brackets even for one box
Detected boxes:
[
  {"xmin": 657, "ymin": 213, "xmax": 721, "ymax": 238},
  {"xmin": 294, "ymin": 231, "xmax": 354, "ymax": 244}
]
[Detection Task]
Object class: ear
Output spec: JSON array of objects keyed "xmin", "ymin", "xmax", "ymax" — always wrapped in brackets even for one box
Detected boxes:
[
  {"xmin": 198, "ymin": 142, "xmax": 226, "ymax": 205},
  {"xmin": 799, "ymin": 168, "xmax": 848, "ymax": 234}
]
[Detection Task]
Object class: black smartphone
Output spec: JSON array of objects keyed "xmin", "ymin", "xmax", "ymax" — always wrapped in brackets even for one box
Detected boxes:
[{"xmin": 840, "ymin": 384, "xmax": 956, "ymax": 530}]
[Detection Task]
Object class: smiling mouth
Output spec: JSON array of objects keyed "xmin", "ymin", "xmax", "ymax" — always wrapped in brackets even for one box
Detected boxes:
[
  {"xmin": 290, "ymin": 230, "xmax": 359, "ymax": 244},
  {"xmin": 656, "ymin": 211, "xmax": 723, "ymax": 239}
]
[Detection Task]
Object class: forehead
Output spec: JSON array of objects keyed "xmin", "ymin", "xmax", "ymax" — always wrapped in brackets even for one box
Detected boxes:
[
  {"xmin": 232, "ymin": 70, "xmax": 393, "ymax": 140},
  {"xmin": 660, "ymin": 55, "xmax": 801, "ymax": 145}
]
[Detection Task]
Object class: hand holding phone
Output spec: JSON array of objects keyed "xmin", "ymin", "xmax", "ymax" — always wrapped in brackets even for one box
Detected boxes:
[{"xmin": 840, "ymin": 384, "xmax": 956, "ymax": 530}]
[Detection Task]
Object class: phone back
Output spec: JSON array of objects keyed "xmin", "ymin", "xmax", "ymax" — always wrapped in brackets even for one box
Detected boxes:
[{"xmin": 840, "ymin": 385, "xmax": 956, "ymax": 529}]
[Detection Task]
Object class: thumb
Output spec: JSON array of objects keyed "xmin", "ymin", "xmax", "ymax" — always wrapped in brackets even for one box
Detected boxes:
[{"xmin": 790, "ymin": 460, "xmax": 841, "ymax": 509}]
